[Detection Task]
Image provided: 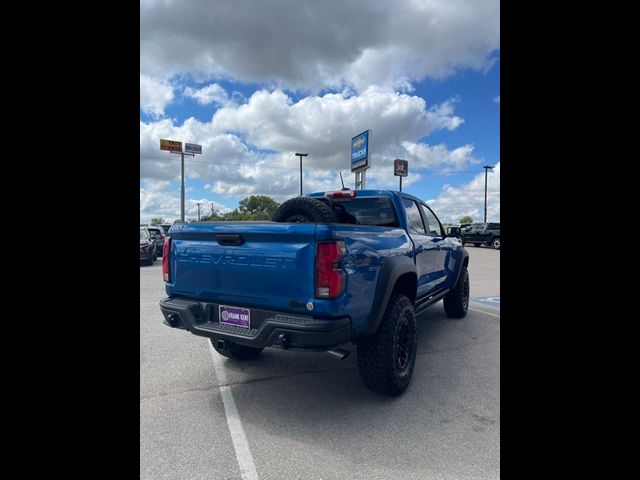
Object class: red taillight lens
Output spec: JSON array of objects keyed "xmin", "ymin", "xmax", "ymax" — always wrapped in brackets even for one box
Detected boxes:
[
  {"xmin": 316, "ymin": 241, "xmax": 346, "ymax": 298},
  {"xmin": 325, "ymin": 190, "xmax": 356, "ymax": 199},
  {"xmin": 162, "ymin": 237, "xmax": 171, "ymax": 282}
]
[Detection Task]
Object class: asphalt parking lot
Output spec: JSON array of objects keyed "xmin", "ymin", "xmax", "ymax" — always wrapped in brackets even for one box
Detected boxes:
[{"xmin": 140, "ymin": 246, "xmax": 500, "ymax": 480}]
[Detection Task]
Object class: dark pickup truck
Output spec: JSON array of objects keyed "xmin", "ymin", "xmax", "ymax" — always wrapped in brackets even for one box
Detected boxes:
[
  {"xmin": 159, "ymin": 190, "xmax": 470, "ymax": 395},
  {"xmin": 461, "ymin": 222, "xmax": 500, "ymax": 249}
]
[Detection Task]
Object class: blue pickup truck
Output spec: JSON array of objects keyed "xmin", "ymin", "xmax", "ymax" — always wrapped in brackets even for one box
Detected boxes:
[{"xmin": 159, "ymin": 189, "xmax": 469, "ymax": 395}]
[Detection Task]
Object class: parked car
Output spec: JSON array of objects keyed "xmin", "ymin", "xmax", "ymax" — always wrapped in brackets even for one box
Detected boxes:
[
  {"xmin": 147, "ymin": 226, "xmax": 165, "ymax": 257},
  {"xmin": 159, "ymin": 224, "xmax": 172, "ymax": 235},
  {"xmin": 140, "ymin": 228, "xmax": 157, "ymax": 265},
  {"xmin": 160, "ymin": 189, "xmax": 469, "ymax": 396},
  {"xmin": 460, "ymin": 222, "xmax": 500, "ymax": 249}
]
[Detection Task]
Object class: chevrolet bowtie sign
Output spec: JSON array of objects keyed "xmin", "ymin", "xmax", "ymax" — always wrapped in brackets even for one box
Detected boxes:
[{"xmin": 351, "ymin": 130, "xmax": 370, "ymax": 172}]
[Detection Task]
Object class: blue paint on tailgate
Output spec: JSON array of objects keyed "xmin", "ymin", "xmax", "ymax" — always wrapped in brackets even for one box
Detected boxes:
[{"xmin": 166, "ymin": 222, "xmax": 317, "ymax": 314}]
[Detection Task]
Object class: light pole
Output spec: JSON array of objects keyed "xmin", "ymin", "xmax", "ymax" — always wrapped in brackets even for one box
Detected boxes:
[
  {"xmin": 483, "ymin": 165, "xmax": 494, "ymax": 223},
  {"xmin": 196, "ymin": 202, "xmax": 201, "ymax": 222},
  {"xmin": 295, "ymin": 153, "xmax": 308, "ymax": 196}
]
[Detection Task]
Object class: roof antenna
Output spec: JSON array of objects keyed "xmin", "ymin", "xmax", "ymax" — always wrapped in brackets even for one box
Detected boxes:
[{"xmin": 339, "ymin": 171, "xmax": 349, "ymax": 190}]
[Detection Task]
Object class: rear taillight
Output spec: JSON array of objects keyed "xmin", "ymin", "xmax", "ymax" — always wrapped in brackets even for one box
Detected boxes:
[
  {"xmin": 162, "ymin": 237, "xmax": 171, "ymax": 282},
  {"xmin": 315, "ymin": 241, "xmax": 346, "ymax": 298}
]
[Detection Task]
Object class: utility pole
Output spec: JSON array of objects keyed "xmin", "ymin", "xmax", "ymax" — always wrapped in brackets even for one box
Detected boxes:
[
  {"xmin": 196, "ymin": 202, "xmax": 201, "ymax": 222},
  {"xmin": 295, "ymin": 153, "xmax": 308, "ymax": 196},
  {"xmin": 483, "ymin": 165, "xmax": 494, "ymax": 223},
  {"xmin": 211, "ymin": 202, "xmax": 215, "ymax": 218},
  {"xmin": 180, "ymin": 152, "xmax": 185, "ymax": 222}
]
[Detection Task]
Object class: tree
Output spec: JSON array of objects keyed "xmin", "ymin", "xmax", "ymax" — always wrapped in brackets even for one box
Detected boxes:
[
  {"xmin": 222, "ymin": 208, "xmax": 264, "ymax": 221},
  {"xmin": 238, "ymin": 195, "xmax": 280, "ymax": 220},
  {"xmin": 150, "ymin": 217, "xmax": 166, "ymax": 225},
  {"xmin": 460, "ymin": 215, "xmax": 473, "ymax": 224},
  {"xmin": 201, "ymin": 210, "xmax": 222, "ymax": 221}
]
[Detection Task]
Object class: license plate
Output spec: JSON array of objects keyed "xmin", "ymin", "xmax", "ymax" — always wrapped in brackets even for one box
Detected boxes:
[{"xmin": 218, "ymin": 305, "xmax": 251, "ymax": 329}]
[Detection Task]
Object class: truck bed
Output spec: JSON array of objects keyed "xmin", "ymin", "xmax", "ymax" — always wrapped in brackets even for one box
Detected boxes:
[{"xmin": 165, "ymin": 220, "xmax": 412, "ymax": 330}]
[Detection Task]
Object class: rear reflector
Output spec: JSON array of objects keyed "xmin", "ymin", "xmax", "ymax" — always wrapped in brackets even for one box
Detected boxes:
[
  {"xmin": 316, "ymin": 241, "xmax": 346, "ymax": 298},
  {"xmin": 162, "ymin": 237, "xmax": 171, "ymax": 282}
]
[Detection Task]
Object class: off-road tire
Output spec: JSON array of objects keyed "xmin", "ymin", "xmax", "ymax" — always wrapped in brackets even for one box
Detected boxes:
[
  {"xmin": 443, "ymin": 266, "xmax": 470, "ymax": 318},
  {"xmin": 271, "ymin": 197, "xmax": 339, "ymax": 223},
  {"xmin": 356, "ymin": 294, "xmax": 417, "ymax": 396}
]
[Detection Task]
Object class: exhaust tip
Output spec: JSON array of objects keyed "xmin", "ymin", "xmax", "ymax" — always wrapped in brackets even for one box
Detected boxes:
[{"xmin": 327, "ymin": 348, "xmax": 350, "ymax": 360}]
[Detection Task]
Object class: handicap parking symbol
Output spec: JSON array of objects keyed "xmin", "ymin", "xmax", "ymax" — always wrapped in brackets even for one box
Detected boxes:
[{"xmin": 471, "ymin": 296, "xmax": 500, "ymax": 307}]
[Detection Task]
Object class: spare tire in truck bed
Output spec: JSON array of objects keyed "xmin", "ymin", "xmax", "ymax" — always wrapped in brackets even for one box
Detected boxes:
[{"xmin": 271, "ymin": 196, "xmax": 339, "ymax": 223}]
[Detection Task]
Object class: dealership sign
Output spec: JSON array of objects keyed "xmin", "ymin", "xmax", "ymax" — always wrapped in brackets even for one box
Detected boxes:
[
  {"xmin": 351, "ymin": 130, "xmax": 370, "ymax": 172},
  {"xmin": 394, "ymin": 159, "xmax": 408, "ymax": 177},
  {"xmin": 160, "ymin": 139, "xmax": 182, "ymax": 152},
  {"xmin": 185, "ymin": 143, "xmax": 202, "ymax": 154}
]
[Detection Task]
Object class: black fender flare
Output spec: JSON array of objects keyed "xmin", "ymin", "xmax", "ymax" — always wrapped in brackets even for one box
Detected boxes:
[
  {"xmin": 450, "ymin": 248, "xmax": 469, "ymax": 290},
  {"xmin": 353, "ymin": 255, "xmax": 417, "ymax": 338}
]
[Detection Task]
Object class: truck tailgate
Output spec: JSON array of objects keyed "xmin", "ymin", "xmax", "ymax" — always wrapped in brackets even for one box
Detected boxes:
[{"xmin": 167, "ymin": 222, "xmax": 317, "ymax": 313}]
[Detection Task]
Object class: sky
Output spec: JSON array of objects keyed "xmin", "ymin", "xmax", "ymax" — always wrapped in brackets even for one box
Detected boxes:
[{"xmin": 140, "ymin": 0, "xmax": 500, "ymax": 224}]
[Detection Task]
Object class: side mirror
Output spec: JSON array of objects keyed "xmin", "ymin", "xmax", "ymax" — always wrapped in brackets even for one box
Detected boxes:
[{"xmin": 447, "ymin": 227, "xmax": 461, "ymax": 237}]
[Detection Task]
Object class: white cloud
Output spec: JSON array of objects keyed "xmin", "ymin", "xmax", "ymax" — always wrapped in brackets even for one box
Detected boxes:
[
  {"xmin": 184, "ymin": 83, "xmax": 233, "ymax": 106},
  {"xmin": 425, "ymin": 98, "xmax": 465, "ymax": 131},
  {"xmin": 210, "ymin": 87, "xmax": 464, "ymax": 168},
  {"xmin": 426, "ymin": 162, "xmax": 500, "ymax": 223},
  {"xmin": 140, "ymin": 87, "xmax": 477, "ymax": 201},
  {"xmin": 140, "ymin": 0, "xmax": 500, "ymax": 92},
  {"xmin": 140, "ymin": 188, "xmax": 232, "ymax": 224},
  {"xmin": 140, "ymin": 75, "xmax": 175, "ymax": 117},
  {"xmin": 140, "ymin": 118, "xmax": 254, "ymax": 182},
  {"xmin": 493, "ymin": 95, "xmax": 500, "ymax": 103},
  {"xmin": 402, "ymin": 142, "xmax": 479, "ymax": 173}
]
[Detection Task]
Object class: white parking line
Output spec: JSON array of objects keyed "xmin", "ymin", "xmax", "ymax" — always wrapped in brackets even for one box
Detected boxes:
[
  {"xmin": 208, "ymin": 342, "xmax": 259, "ymax": 480},
  {"xmin": 469, "ymin": 307, "xmax": 501, "ymax": 318}
]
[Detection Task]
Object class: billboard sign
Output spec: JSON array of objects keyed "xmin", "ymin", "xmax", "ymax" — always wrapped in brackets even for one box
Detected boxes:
[
  {"xmin": 394, "ymin": 159, "xmax": 408, "ymax": 177},
  {"xmin": 160, "ymin": 139, "xmax": 182, "ymax": 153},
  {"xmin": 351, "ymin": 130, "xmax": 370, "ymax": 172},
  {"xmin": 185, "ymin": 143, "xmax": 202, "ymax": 154}
]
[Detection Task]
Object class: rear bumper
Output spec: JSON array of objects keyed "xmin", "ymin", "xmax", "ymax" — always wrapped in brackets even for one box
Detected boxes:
[{"xmin": 159, "ymin": 297, "xmax": 352, "ymax": 351}]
